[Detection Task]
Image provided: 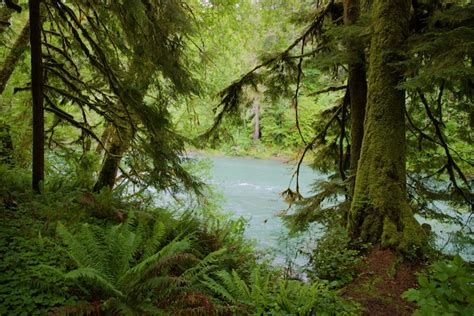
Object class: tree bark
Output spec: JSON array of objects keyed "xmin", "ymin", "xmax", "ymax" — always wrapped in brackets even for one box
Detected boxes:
[
  {"xmin": 252, "ymin": 101, "xmax": 260, "ymax": 142},
  {"xmin": 0, "ymin": 20, "xmax": 29, "ymax": 166},
  {"xmin": 0, "ymin": 20, "xmax": 29, "ymax": 95},
  {"xmin": 343, "ymin": 0, "xmax": 367, "ymax": 197},
  {"xmin": 95, "ymin": 122, "xmax": 112, "ymax": 155},
  {"xmin": 93, "ymin": 120, "xmax": 133, "ymax": 191},
  {"xmin": 0, "ymin": 0, "xmax": 20, "ymax": 33},
  {"xmin": 29, "ymin": 0, "xmax": 44, "ymax": 192},
  {"xmin": 348, "ymin": 0, "xmax": 426, "ymax": 253}
]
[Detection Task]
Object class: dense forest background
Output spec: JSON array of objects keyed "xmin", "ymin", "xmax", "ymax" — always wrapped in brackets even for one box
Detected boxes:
[{"xmin": 0, "ymin": 0, "xmax": 473, "ymax": 315}]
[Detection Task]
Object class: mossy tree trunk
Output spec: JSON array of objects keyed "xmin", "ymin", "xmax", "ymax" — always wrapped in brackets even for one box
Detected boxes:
[
  {"xmin": 0, "ymin": 0, "xmax": 20, "ymax": 33},
  {"xmin": 343, "ymin": 0, "xmax": 367, "ymax": 197},
  {"xmin": 0, "ymin": 20, "xmax": 30, "ymax": 165},
  {"xmin": 95, "ymin": 122, "xmax": 112, "ymax": 155},
  {"xmin": 0, "ymin": 20, "xmax": 29, "ymax": 95},
  {"xmin": 348, "ymin": 0, "xmax": 426, "ymax": 253},
  {"xmin": 93, "ymin": 119, "xmax": 134, "ymax": 191},
  {"xmin": 93, "ymin": 58, "xmax": 155, "ymax": 192}
]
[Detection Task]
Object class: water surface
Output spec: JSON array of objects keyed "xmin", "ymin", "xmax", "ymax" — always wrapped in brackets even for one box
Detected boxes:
[
  {"xmin": 203, "ymin": 155, "xmax": 473, "ymax": 261},
  {"xmin": 206, "ymin": 156, "xmax": 321, "ymax": 250}
]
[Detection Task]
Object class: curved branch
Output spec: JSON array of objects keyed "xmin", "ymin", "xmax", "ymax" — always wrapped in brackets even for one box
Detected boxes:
[
  {"xmin": 291, "ymin": 104, "xmax": 342, "ymax": 195},
  {"xmin": 418, "ymin": 90, "xmax": 472, "ymax": 205}
]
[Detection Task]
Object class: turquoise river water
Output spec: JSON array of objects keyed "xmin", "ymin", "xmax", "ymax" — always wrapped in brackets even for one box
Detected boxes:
[{"xmin": 202, "ymin": 156, "xmax": 472, "ymax": 262}]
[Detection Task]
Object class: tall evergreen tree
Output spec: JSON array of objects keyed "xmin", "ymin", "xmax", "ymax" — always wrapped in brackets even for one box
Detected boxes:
[
  {"xmin": 348, "ymin": 0, "xmax": 426, "ymax": 253},
  {"xmin": 343, "ymin": 0, "xmax": 367, "ymax": 198}
]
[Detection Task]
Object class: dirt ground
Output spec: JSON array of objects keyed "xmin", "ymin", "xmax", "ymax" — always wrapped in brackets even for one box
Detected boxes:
[{"xmin": 343, "ymin": 247, "xmax": 426, "ymax": 315}]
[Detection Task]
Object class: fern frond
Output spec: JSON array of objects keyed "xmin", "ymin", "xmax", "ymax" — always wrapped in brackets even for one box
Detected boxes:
[
  {"xmin": 231, "ymin": 269, "xmax": 251, "ymax": 299},
  {"xmin": 202, "ymin": 274, "xmax": 237, "ymax": 304},
  {"xmin": 48, "ymin": 302, "xmax": 102, "ymax": 316},
  {"xmin": 182, "ymin": 248, "xmax": 226, "ymax": 284},
  {"xmin": 56, "ymin": 223, "xmax": 96, "ymax": 269},
  {"xmin": 64, "ymin": 267, "xmax": 124, "ymax": 299},
  {"xmin": 119, "ymin": 237, "xmax": 191, "ymax": 289},
  {"xmin": 136, "ymin": 275, "xmax": 187, "ymax": 297},
  {"xmin": 104, "ymin": 223, "xmax": 137, "ymax": 280},
  {"xmin": 152, "ymin": 252, "xmax": 199, "ymax": 276},
  {"xmin": 143, "ymin": 220, "xmax": 167, "ymax": 258}
]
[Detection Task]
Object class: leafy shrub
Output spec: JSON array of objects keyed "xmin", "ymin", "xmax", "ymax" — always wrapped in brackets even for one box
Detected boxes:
[
  {"xmin": 203, "ymin": 267, "xmax": 361, "ymax": 315},
  {"xmin": 307, "ymin": 226, "xmax": 362, "ymax": 286},
  {"xmin": 403, "ymin": 255, "xmax": 474, "ymax": 316},
  {"xmin": 0, "ymin": 209, "xmax": 80, "ymax": 315}
]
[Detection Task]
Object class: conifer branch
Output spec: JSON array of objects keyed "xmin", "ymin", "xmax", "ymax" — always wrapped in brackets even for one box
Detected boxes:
[
  {"xmin": 4, "ymin": 0, "xmax": 21, "ymax": 13},
  {"xmin": 418, "ymin": 90, "xmax": 472, "ymax": 206},
  {"xmin": 201, "ymin": 0, "xmax": 335, "ymax": 139},
  {"xmin": 291, "ymin": 104, "xmax": 342, "ymax": 196},
  {"xmin": 43, "ymin": 94, "xmax": 110, "ymax": 156},
  {"xmin": 294, "ymin": 37, "xmax": 307, "ymax": 144},
  {"xmin": 307, "ymin": 85, "xmax": 347, "ymax": 97}
]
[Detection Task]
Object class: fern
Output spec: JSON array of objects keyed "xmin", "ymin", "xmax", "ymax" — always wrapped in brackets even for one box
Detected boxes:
[
  {"xmin": 203, "ymin": 266, "xmax": 360, "ymax": 315},
  {"xmin": 50, "ymin": 214, "xmax": 228, "ymax": 315},
  {"xmin": 203, "ymin": 267, "xmax": 263, "ymax": 309},
  {"xmin": 64, "ymin": 267, "xmax": 125, "ymax": 299}
]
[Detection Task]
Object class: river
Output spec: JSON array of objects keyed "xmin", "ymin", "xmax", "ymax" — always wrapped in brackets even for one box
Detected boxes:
[
  {"xmin": 201, "ymin": 155, "xmax": 472, "ymax": 262},
  {"xmin": 207, "ymin": 156, "xmax": 320, "ymax": 249}
]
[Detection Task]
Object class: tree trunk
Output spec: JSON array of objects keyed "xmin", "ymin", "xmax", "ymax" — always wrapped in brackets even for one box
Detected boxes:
[
  {"xmin": 252, "ymin": 101, "xmax": 260, "ymax": 142},
  {"xmin": 29, "ymin": 0, "xmax": 44, "ymax": 193},
  {"xmin": 93, "ymin": 58, "xmax": 154, "ymax": 191},
  {"xmin": 93, "ymin": 121, "xmax": 133, "ymax": 191},
  {"xmin": 95, "ymin": 122, "xmax": 112, "ymax": 155},
  {"xmin": 343, "ymin": 0, "xmax": 367, "ymax": 197},
  {"xmin": 0, "ymin": 20, "xmax": 29, "ymax": 166},
  {"xmin": 348, "ymin": 0, "xmax": 426, "ymax": 253},
  {"xmin": 0, "ymin": 0, "xmax": 20, "ymax": 34},
  {"xmin": 0, "ymin": 20, "xmax": 30, "ymax": 95}
]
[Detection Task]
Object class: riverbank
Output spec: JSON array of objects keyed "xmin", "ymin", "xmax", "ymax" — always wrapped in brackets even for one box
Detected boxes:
[{"xmin": 186, "ymin": 144, "xmax": 314, "ymax": 164}]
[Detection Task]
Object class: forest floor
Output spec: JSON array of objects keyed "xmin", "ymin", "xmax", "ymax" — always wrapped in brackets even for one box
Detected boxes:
[{"xmin": 343, "ymin": 247, "xmax": 426, "ymax": 316}]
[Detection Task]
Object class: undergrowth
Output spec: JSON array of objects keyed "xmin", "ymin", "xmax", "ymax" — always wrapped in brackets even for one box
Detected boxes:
[
  {"xmin": 0, "ymin": 165, "xmax": 359, "ymax": 315},
  {"xmin": 403, "ymin": 255, "xmax": 474, "ymax": 315}
]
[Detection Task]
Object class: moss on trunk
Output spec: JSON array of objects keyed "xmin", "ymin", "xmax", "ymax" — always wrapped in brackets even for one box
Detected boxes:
[
  {"xmin": 348, "ymin": 0, "xmax": 426, "ymax": 254},
  {"xmin": 93, "ymin": 122, "xmax": 133, "ymax": 191},
  {"xmin": 0, "ymin": 20, "xmax": 30, "ymax": 95},
  {"xmin": 343, "ymin": 0, "xmax": 367, "ymax": 197}
]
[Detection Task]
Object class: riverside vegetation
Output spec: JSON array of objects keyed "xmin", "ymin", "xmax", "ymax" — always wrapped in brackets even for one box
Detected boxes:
[{"xmin": 0, "ymin": 0, "xmax": 473, "ymax": 315}]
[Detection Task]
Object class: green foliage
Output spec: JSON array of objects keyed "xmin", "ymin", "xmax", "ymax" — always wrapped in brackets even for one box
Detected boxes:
[
  {"xmin": 283, "ymin": 179, "xmax": 348, "ymax": 233},
  {"xmin": 0, "ymin": 165, "xmax": 258, "ymax": 314},
  {"xmin": 0, "ymin": 208, "xmax": 80, "ymax": 315},
  {"xmin": 306, "ymin": 227, "xmax": 362, "ymax": 286},
  {"xmin": 203, "ymin": 266, "xmax": 361, "ymax": 315},
  {"xmin": 49, "ymin": 215, "xmax": 230, "ymax": 315},
  {"xmin": 403, "ymin": 256, "xmax": 474, "ymax": 316}
]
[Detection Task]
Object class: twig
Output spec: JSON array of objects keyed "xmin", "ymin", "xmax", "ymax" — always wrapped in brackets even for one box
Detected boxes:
[
  {"xmin": 293, "ymin": 36, "xmax": 307, "ymax": 144},
  {"xmin": 307, "ymin": 85, "xmax": 347, "ymax": 97},
  {"xmin": 291, "ymin": 105, "xmax": 342, "ymax": 194}
]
